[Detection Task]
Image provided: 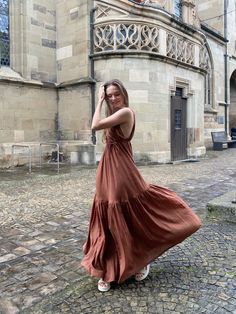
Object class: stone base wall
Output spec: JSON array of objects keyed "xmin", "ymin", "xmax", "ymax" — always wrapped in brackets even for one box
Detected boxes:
[
  {"xmin": 58, "ymin": 83, "xmax": 92, "ymax": 142},
  {"xmin": 0, "ymin": 141, "xmax": 95, "ymax": 168},
  {"xmin": 94, "ymin": 56, "xmax": 206, "ymax": 163},
  {"xmin": 0, "ymin": 73, "xmax": 95, "ymax": 168}
]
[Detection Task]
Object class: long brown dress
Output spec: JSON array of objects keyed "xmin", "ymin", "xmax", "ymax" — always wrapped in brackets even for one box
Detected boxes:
[{"xmin": 81, "ymin": 115, "xmax": 201, "ymax": 284}]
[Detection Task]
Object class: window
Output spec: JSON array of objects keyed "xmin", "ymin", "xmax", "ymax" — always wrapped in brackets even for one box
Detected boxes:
[
  {"xmin": 204, "ymin": 72, "xmax": 212, "ymax": 105},
  {"xmin": 174, "ymin": 0, "xmax": 182, "ymax": 19},
  {"xmin": 174, "ymin": 110, "xmax": 182, "ymax": 129},
  {"xmin": 175, "ymin": 87, "xmax": 183, "ymax": 97},
  {"xmin": 0, "ymin": 0, "xmax": 10, "ymax": 66}
]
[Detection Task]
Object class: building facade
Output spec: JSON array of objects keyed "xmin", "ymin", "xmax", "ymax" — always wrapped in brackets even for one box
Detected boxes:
[
  {"xmin": 196, "ymin": 0, "xmax": 236, "ymax": 141},
  {"xmin": 0, "ymin": 0, "xmax": 235, "ymax": 167}
]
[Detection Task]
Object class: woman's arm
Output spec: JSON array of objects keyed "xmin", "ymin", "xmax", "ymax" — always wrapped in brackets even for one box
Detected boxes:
[{"xmin": 91, "ymin": 85, "xmax": 132, "ymax": 131}]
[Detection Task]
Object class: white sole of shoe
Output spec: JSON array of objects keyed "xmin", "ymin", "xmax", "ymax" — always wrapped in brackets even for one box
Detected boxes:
[
  {"xmin": 98, "ymin": 279, "xmax": 111, "ymax": 292},
  {"xmin": 135, "ymin": 264, "xmax": 150, "ymax": 281}
]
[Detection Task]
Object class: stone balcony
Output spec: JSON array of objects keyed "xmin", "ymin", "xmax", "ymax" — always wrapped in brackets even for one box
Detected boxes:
[{"xmin": 93, "ymin": 0, "xmax": 210, "ymax": 73}]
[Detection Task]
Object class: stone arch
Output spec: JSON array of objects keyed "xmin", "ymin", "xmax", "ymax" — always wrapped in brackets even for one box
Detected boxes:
[
  {"xmin": 229, "ymin": 69, "xmax": 236, "ymax": 131},
  {"xmin": 199, "ymin": 41, "xmax": 214, "ymax": 110}
]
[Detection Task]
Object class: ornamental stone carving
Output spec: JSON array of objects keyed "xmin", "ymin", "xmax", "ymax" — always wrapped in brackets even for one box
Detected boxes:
[
  {"xmin": 166, "ymin": 33, "xmax": 195, "ymax": 65},
  {"xmin": 95, "ymin": 3, "xmax": 129, "ymax": 19},
  {"xmin": 199, "ymin": 45, "xmax": 210, "ymax": 71},
  {"xmin": 94, "ymin": 23, "xmax": 160, "ymax": 53},
  {"xmin": 93, "ymin": 1, "xmax": 206, "ymax": 70}
]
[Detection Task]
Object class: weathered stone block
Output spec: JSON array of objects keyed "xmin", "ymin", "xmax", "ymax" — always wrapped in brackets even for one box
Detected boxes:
[
  {"xmin": 207, "ymin": 191, "xmax": 236, "ymax": 223},
  {"xmin": 33, "ymin": 4, "xmax": 47, "ymax": 14},
  {"xmin": 42, "ymin": 39, "xmax": 56, "ymax": 49}
]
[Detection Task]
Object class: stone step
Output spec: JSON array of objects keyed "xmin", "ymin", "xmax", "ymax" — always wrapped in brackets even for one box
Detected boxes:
[{"xmin": 207, "ymin": 190, "xmax": 236, "ymax": 223}]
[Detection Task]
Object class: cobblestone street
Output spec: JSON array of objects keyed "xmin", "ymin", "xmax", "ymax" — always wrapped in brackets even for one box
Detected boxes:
[{"xmin": 0, "ymin": 149, "xmax": 235, "ymax": 314}]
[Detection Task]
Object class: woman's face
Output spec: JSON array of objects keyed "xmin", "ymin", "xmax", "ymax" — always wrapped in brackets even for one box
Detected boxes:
[{"xmin": 106, "ymin": 85, "xmax": 125, "ymax": 112}]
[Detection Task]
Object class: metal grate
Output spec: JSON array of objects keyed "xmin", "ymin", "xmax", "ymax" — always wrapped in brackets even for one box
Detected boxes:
[{"xmin": 0, "ymin": 0, "xmax": 10, "ymax": 66}]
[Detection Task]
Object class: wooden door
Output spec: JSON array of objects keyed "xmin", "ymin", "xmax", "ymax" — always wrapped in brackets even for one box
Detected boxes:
[{"xmin": 171, "ymin": 91, "xmax": 187, "ymax": 161}]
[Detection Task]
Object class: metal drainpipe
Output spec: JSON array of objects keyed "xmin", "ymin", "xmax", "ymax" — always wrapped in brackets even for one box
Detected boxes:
[
  {"xmin": 224, "ymin": 0, "xmax": 228, "ymax": 134},
  {"xmin": 90, "ymin": 6, "xmax": 97, "ymax": 145},
  {"xmin": 56, "ymin": 88, "xmax": 60, "ymax": 141}
]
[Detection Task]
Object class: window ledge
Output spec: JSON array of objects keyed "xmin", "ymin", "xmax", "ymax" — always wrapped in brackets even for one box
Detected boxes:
[
  {"xmin": 0, "ymin": 66, "xmax": 43, "ymax": 86},
  {"xmin": 0, "ymin": 66, "xmax": 24, "ymax": 80},
  {"xmin": 204, "ymin": 105, "xmax": 218, "ymax": 114}
]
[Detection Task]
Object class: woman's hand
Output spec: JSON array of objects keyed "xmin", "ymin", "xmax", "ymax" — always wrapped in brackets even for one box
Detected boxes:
[{"xmin": 98, "ymin": 84, "xmax": 106, "ymax": 105}]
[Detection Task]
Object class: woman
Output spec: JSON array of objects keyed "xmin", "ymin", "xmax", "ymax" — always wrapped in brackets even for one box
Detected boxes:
[{"xmin": 81, "ymin": 79, "xmax": 201, "ymax": 292}]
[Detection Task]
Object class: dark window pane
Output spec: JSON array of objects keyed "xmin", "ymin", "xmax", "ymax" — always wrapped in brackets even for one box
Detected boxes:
[
  {"xmin": 175, "ymin": 109, "xmax": 182, "ymax": 129},
  {"xmin": 174, "ymin": 0, "xmax": 182, "ymax": 19},
  {"xmin": 175, "ymin": 87, "xmax": 183, "ymax": 97},
  {"xmin": 0, "ymin": 0, "xmax": 10, "ymax": 66}
]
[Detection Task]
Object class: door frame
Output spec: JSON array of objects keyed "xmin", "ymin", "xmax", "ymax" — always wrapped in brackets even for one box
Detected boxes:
[{"xmin": 169, "ymin": 79, "xmax": 193, "ymax": 162}]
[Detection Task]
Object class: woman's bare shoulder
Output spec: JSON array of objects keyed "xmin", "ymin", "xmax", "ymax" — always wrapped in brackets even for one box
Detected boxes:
[{"xmin": 119, "ymin": 107, "xmax": 134, "ymax": 115}]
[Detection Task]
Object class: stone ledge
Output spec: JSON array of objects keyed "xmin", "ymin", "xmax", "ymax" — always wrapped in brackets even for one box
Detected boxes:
[{"xmin": 206, "ymin": 191, "xmax": 236, "ymax": 223}]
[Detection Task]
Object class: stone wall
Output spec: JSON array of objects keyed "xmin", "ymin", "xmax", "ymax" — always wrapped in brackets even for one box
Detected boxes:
[
  {"xmin": 197, "ymin": 0, "xmax": 236, "ymax": 143},
  {"xmin": 58, "ymin": 83, "xmax": 92, "ymax": 142},
  {"xmin": 196, "ymin": 0, "xmax": 224, "ymax": 35},
  {"xmin": 0, "ymin": 0, "xmax": 95, "ymax": 168},
  {"xmin": 0, "ymin": 81, "xmax": 57, "ymax": 143},
  {"xmin": 94, "ymin": 57, "xmax": 205, "ymax": 163},
  {"xmin": 10, "ymin": 0, "xmax": 56, "ymax": 82},
  {"xmin": 56, "ymin": 0, "xmax": 92, "ymax": 83},
  {"xmin": 2, "ymin": 0, "xmax": 236, "ymax": 167}
]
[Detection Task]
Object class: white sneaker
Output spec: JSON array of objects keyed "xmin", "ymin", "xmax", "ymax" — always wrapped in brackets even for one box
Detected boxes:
[
  {"xmin": 135, "ymin": 264, "xmax": 150, "ymax": 281},
  {"xmin": 98, "ymin": 278, "xmax": 111, "ymax": 292}
]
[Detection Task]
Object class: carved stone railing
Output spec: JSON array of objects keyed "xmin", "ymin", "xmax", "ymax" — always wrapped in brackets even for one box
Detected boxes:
[
  {"xmin": 166, "ymin": 32, "xmax": 195, "ymax": 65},
  {"xmin": 94, "ymin": 23, "xmax": 160, "ymax": 53},
  {"xmin": 93, "ymin": 1, "xmax": 210, "ymax": 71},
  {"xmin": 93, "ymin": 21, "xmax": 200, "ymax": 68},
  {"xmin": 93, "ymin": 21, "xmax": 211, "ymax": 72}
]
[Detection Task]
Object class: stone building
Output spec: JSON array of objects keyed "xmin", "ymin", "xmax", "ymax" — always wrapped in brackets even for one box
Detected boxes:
[
  {"xmin": 196, "ymin": 0, "xmax": 236, "ymax": 142},
  {"xmin": 0, "ymin": 0, "xmax": 235, "ymax": 167}
]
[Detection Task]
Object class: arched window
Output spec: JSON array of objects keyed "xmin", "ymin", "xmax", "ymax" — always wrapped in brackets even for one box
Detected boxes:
[
  {"xmin": 174, "ymin": 0, "xmax": 182, "ymax": 19},
  {"xmin": 0, "ymin": 0, "xmax": 9, "ymax": 66}
]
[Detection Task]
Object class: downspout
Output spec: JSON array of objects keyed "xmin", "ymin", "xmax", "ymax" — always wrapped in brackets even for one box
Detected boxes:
[
  {"xmin": 90, "ymin": 5, "xmax": 97, "ymax": 145},
  {"xmin": 224, "ymin": 0, "xmax": 228, "ymax": 134},
  {"xmin": 56, "ymin": 88, "xmax": 60, "ymax": 140}
]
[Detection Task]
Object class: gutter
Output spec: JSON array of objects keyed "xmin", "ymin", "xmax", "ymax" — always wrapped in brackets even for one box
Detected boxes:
[
  {"xmin": 90, "ymin": 5, "xmax": 97, "ymax": 145},
  {"xmin": 201, "ymin": 22, "xmax": 228, "ymax": 43}
]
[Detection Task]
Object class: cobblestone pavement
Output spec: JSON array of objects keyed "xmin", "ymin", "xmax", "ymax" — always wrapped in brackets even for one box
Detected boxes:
[{"xmin": 0, "ymin": 149, "xmax": 235, "ymax": 314}]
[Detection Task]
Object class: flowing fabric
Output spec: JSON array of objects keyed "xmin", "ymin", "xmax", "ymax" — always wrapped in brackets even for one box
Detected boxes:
[{"xmin": 81, "ymin": 116, "xmax": 201, "ymax": 283}]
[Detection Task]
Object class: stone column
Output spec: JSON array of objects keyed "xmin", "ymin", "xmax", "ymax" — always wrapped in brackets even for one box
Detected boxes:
[
  {"xmin": 182, "ymin": 0, "xmax": 196, "ymax": 26},
  {"xmin": 159, "ymin": 28, "xmax": 167, "ymax": 56},
  {"xmin": 194, "ymin": 44, "xmax": 199, "ymax": 68}
]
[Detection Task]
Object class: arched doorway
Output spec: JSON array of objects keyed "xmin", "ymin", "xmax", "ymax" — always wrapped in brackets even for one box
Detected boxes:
[{"xmin": 229, "ymin": 70, "xmax": 236, "ymax": 133}]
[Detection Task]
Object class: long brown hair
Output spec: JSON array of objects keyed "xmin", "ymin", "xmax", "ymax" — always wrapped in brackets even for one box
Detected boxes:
[{"xmin": 102, "ymin": 79, "xmax": 129, "ymax": 141}]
